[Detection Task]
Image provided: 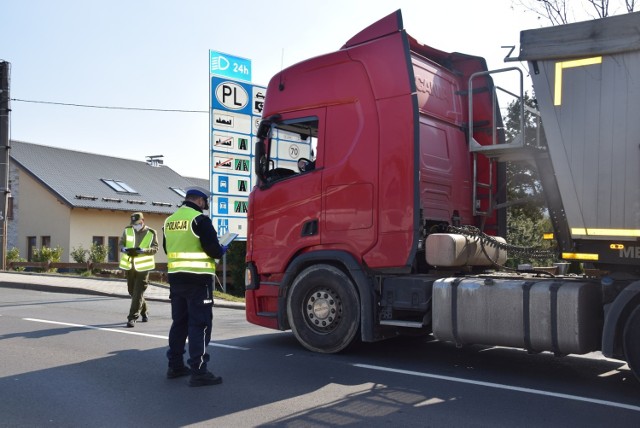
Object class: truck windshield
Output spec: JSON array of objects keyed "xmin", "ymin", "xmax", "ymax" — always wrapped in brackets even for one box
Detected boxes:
[{"xmin": 256, "ymin": 117, "xmax": 318, "ymax": 186}]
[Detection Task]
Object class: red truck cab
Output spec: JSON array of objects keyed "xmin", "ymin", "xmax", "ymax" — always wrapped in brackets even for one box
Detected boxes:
[{"xmin": 245, "ymin": 10, "xmax": 502, "ymax": 349}]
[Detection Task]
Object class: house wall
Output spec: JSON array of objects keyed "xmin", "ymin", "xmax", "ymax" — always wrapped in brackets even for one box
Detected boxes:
[
  {"xmin": 7, "ymin": 164, "xmax": 20, "ymax": 250},
  {"xmin": 15, "ymin": 169, "xmax": 72, "ymax": 260},
  {"xmin": 70, "ymin": 209, "xmax": 169, "ymax": 263}
]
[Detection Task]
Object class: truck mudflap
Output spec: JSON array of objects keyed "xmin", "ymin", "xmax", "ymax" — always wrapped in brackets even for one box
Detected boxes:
[{"xmin": 432, "ymin": 277, "xmax": 602, "ymax": 355}]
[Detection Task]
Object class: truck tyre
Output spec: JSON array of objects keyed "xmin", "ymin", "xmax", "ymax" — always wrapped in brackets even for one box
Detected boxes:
[
  {"xmin": 623, "ymin": 305, "xmax": 640, "ymax": 382},
  {"xmin": 286, "ymin": 264, "xmax": 360, "ymax": 353}
]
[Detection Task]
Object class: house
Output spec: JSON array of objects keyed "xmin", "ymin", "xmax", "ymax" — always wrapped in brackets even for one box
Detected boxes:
[{"xmin": 8, "ymin": 140, "xmax": 209, "ymax": 263}]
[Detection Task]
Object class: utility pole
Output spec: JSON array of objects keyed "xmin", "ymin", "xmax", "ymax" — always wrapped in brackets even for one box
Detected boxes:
[{"xmin": 0, "ymin": 61, "xmax": 11, "ymax": 270}]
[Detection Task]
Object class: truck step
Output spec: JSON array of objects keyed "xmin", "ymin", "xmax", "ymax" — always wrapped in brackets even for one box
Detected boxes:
[{"xmin": 379, "ymin": 320, "xmax": 424, "ymax": 328}]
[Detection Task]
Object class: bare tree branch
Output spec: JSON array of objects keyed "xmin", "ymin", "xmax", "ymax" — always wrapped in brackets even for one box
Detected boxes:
[
  {"xmin": 586, "ymin": 0, "xmax": 610, "ymax": 18},
  {"xmin": 545, "ymin": 0, "xmax": 569, "ymax": 24},
  {"xmin": 512, "ymin": 0, "xmax": 568, "ymax": 25},
  {"xmin": 512, "ymin": 0, "xmax": 635, "ymax": 25},
  {"xmin": 625, "ymin": 0, "xmax": 636, "ymax": 12}
]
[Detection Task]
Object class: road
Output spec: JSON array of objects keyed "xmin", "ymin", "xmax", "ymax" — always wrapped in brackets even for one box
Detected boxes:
[{"xmin": 1, "ymin": 287, "xmax": 640, "ymax": 427}]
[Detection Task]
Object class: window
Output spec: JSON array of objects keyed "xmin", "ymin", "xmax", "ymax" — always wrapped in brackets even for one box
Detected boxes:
[
  {"xmin": 256, "ymin": 117, "xmax": 319, "ymax": 185},
  {"xmin": 170, "ymin": 187, "xmax": 186, "ymax": 198},
  {"xmin": 107, "ymin": 236, "xmax": 119, "ymax": 262},
  {"xmin": 27, "ymin": 236, "xmax": 36, "ymax": 261},
  {"xmin": 7, "ymin": 196, "xmax": 13, "ymax": 220},
  {"xmin": 41, "ymin": 236, "xmax": 51, "ymax": 248},
  {"xmin": 92, "ymin": 236, "xmax": 104, "ymax": 247},
  {"xmin": 101, "ymin": 179, "xmax": 138, "ymax": 194}
]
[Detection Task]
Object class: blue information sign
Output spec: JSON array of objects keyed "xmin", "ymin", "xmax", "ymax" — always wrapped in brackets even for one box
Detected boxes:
[
  {"xmin": 210, "ymin": 50, "xmax": 252, "ymax": 82},
  {"xmin": 209, "ymin": 50, "xmax": 263, "ymax": 240},
  {"xmin": 211, "ymin": 77, "xmax": 253, "ymax": 116}
]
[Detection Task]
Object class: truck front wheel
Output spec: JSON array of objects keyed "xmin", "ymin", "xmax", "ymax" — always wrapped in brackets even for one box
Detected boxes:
[
  {"xmin": 286, "ymin": 264, "xmax": 360, "ymax": 353},
  {"xmin": 623, "ymin": 305, "xmax": 640, "ymax": 381}
]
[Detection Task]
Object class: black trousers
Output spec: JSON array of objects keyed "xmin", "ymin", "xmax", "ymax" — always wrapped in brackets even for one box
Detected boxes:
[{"xmin": 166, "ymin": 275, "xmax": 214, "ymax": 374}]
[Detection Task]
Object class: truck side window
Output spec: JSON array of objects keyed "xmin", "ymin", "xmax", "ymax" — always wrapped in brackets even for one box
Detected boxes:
[{"xmin": 262, "ymin": 117, "xmax": 318, "ymax": 184}]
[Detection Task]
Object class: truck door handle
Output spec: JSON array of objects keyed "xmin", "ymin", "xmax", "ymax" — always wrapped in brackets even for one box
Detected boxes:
[{"xmin": 301, "ymin": 219, "xmax": 319, "ymax": 237}]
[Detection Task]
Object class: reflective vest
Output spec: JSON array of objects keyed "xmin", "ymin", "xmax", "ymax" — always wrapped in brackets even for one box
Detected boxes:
[
  {"xmin": 164, "ymin": 206, "xmax": 216, "ymax": 275},
  {"xmin": 119, "ymin": 227, "xmax": 156, "ymax": 271}
]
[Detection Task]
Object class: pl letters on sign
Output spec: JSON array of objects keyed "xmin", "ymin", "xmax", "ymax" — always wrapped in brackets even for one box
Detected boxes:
[{"xmin": 215, "ymin": 82, "xmax": 249, "ymax": 111}]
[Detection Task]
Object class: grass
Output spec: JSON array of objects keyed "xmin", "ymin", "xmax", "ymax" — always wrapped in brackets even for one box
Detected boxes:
[
  {"xmin": 151, "ymin": 278, "xmax": 245, "ymax": 303},
  {"xmin": 214, "ymin": 290, "xmax": 245, "ymax": 303}
]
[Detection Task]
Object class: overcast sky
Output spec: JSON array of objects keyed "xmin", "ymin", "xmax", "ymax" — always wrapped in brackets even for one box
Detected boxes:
[{"xmin": 3, "ymin": 0, "xmax": 547, "ymax": 178}]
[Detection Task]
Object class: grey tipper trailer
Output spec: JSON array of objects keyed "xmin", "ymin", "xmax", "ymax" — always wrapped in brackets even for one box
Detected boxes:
[
  {"xmin": 463, "ymin": 12, "xmax": 640, "ymax": 381},
  {"xmin": 519, "ymin": 12, "xmax": 640, "ymax": 270},
  {"xmin": 515, "ymin": 12, "xmax": 640, "ymax": 378}
]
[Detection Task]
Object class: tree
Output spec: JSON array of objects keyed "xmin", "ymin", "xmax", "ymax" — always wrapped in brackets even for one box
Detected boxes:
[
  {"xmin": 223, "ymin": 241, "xmax": 247, "ymax": 297},
  {"xmin": 503, "ymin": 93, "xmax": 555, "ymax": 267},
  {"xmin": 503, "ymin": 92, "xmax": 545, "ymax": 220},
  {"xmin": 512, "ymin": 0, "xmax": 637, "ymax": 25}
]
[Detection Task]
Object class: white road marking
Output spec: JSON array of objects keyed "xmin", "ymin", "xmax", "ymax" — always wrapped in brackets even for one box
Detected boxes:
[
  {"xmin": 354, "ymin": 363, "xmax": 640, "ymax": 412},
  {"xmin": 23, "ymin": 318, "xmax": 249, "ymax": 350}
]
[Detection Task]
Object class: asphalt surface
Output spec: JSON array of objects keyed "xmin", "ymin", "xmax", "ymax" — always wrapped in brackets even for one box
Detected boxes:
[{"xmin": 0, "ymin": 271, "xmax": 245, "ymax": 310}]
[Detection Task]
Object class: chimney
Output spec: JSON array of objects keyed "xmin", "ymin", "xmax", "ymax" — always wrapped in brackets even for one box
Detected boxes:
[{"xmin": 146, "ymin": 155, "xmax": 164, "ymax": 167}]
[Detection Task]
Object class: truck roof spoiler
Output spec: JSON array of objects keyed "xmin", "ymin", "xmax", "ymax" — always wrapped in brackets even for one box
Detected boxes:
[{"xmin": 342, "ymin": 9, "xmax": 403, "ymax": 49}]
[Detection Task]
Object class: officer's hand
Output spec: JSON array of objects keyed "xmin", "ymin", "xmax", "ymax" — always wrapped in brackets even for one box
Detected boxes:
[
  {"xmin": 221, "ymin": 245, "xmax": 229, "ymax": 256},
  {"xmin": 120, "ymin": 247, "xmax": 127, "ymax": 253}
]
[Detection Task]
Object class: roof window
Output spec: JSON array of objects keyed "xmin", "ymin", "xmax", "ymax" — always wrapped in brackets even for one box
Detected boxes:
[
  {"xmin": 170, "ymin": 187, "xmax": 186, "ymax": 198},
  {"xmin": 102, "ymin": 179, "xmax": 138, "ymax": 194}
]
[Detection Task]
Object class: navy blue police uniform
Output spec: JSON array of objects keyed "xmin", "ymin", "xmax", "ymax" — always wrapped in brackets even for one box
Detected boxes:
[{"xmin": 163, "ymin": 187, "xmax": 226, "ymax": 386}]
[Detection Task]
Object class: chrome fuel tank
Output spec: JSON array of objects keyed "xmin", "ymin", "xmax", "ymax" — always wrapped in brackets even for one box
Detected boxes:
[{"xmin": 432, "ymin": 277, "xmax": 602, "ymax": 354}]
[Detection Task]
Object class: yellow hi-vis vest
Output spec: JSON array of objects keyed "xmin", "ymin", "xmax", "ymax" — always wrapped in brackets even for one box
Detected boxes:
[
  {"xmin": 164, "ymin": 206, "xmax": 216, "ymax": 275},
  {"xmin": 119, "ymin": 227, "xmax": 156, "ymax": 271}
]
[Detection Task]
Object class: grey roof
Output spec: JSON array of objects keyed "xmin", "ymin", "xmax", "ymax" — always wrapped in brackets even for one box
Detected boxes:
[
  {"xmin": 185, "ymin": 176, "xmax": 209, "ymax": 191},
  {"xmin": 10, "ymin": 140, "xmax": 209, "ymax": 215}
]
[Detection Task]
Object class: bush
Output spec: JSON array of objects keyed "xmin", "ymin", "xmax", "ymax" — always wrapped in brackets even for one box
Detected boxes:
[
  {"xmin": 224, "ymin": 241, "xmax": 246, "ymax": 297},
  {"xmin": 6, "ymin": 247, "xmax": 26, "ymax": 271},
  {"xmin": 89, "ymin": 243, "xmax": 108, "ymax": 263},
  {"xmin": 72, "ymin": 243, "xmax": 108, "ymax": 274},
  {"xmin": 70, "ymin": 245, "xmax": 88, "ymax": 263},
  {"xmin": 70, "ymin": 245, "xmax": 89, "ymax": 273},
  {"xmin": 89, "ymin": 243, "xmax": 108, "ymax": 274},
  {"xmin": 32, "ymin": 246, "xmax": 63, "ymax": 273}
]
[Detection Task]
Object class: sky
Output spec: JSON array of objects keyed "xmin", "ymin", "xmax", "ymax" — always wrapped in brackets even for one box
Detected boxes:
[{"xmin": 2, "ymin": 0, "xmax": 548, "ymax": 179}]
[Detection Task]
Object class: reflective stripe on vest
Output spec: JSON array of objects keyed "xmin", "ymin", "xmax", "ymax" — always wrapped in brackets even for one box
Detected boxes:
[
  {"xmin": 119, "ymin": 227, "xmax": 156, "ymax": 271},
  {"xmin": 164, "ymin": 206, "xmax": 216, "ymax": 274}
]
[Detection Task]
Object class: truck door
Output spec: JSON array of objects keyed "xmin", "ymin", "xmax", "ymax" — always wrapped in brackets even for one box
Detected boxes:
[{"xmin": 250, "ymin": 109, "xmax": 324, "ymax": 275}]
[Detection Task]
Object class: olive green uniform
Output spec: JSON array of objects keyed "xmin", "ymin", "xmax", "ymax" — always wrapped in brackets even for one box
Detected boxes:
[{"xmin": 120, "ymin": 226, "xmax": 159, "ymax": 322}]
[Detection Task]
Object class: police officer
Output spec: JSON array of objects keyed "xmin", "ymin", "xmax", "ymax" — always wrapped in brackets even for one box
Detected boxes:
[
  {"xmin": 120, "ymin": 212, "xmax": 158, "ymax": 328},
  {"xmin": 163, "ymin": 186, "xmax": 227, "ymax": 387}
]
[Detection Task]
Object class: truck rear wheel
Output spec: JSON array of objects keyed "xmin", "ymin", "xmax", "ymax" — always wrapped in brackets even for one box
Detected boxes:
[
  {"xmin": 623, "ymin": 305, "xmax": 640, "ymax": 382},
  {"xmin": 286, "ymin": 264, "xmax": 360, "ymax": 353}
]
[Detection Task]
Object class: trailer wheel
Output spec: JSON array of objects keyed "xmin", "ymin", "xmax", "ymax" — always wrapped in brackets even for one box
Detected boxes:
[
  {"xmin": 286, "ymin": 264, "xmax": 360, "ymax": 353},
  {"xmin": 623, "ymin": 306, "xmax": 640, "ymax": 382}
]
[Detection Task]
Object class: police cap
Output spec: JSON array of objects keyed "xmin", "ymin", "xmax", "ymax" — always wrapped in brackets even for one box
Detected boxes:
[
  {"xmin": 185, "ymin": 186, "xmax": 209, "ymax": 199},
  {"xmin": 185, "ymin": 186, "xmax": 210, "ymax": 210}
]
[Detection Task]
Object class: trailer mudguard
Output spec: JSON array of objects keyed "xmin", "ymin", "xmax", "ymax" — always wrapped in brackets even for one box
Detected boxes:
[{"xmin": 277, "ymin": 250, "xmax": 376, "ymax": 342}]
